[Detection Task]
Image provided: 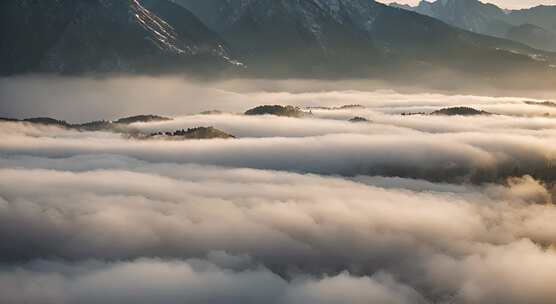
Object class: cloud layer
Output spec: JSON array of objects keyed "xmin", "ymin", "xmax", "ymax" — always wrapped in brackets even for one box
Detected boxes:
[
  {"xmin": 2, "ymin": 118, "xmax": 556, "ymax": 183},
  {"xmin": 1, "ymin": 76, "xmax": 555, "ymax": 122},
  {"xmin": 1, "ymin": 77, "xmax": 556, "ymax": 303},
  {"xmin": 0, "ymin": 159, "xmax": 556, "ymax": 303},
  {"xmin": 0, "ymin": 258, "xmax": 424, "ymax": 304}
]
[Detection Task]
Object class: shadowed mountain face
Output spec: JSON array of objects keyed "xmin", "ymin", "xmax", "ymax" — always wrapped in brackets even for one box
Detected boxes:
[
  {"xmin": 176, "ymin": 0, "xmax": 383, "ymax": 76},
  {"xmin": 397, "ymin": 0, "xmax": 509, "ymax": 37},
  {"xmin": 507, "ymin": 24, "xmax": 556, "ymax": 52},
  {"xmin": 1, "ymin": 0, "xmax": 555, "ymax": 84},
  {"xmin": 0, "ymin": 0, "xmax": 237, "ymax": 75},
  {"xmin": 393, "ymin": 0, "xmax": 556, "ymax": 52},
  {"xmin": 506, "ymin": 6, "xmax": 556, "ymax": 50},
  {"xmin": 175, "ymin": 0, "xmax": 556, "ymax": 79},
  {"xmin": 509, "ymin": 5, "xmax": 556, "ymax": 32}
]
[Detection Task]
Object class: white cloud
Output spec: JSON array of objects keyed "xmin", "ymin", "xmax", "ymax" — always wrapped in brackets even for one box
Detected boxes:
[
  {"xmin": 0, "ymin": 258, "xmax": 424, "ymax": 304},
  {"xmin": 2, "ymin": 77, "xmax": 556, "ymax": 303},
  {"xmin": 0, "ymin": 163, "xmax": 555, "ymax": 303}
]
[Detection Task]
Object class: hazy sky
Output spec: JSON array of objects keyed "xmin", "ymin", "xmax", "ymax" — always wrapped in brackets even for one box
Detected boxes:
[{"xmin": 387, "ymin": 0, "xmax": 556, "ymax": 9}]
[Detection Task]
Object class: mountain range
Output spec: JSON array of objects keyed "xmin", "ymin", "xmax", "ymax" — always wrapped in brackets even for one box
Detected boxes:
[
  {"xmin": 175, "ymin": 0, "xmax": 556, "ymax": 79},
  {"xmin": 1, "ymin": 0, "xmax": 555, "ymax": 87},
  {"xmin": 391, "ymin": 0, "xmax": 556, "ymax": 51}
]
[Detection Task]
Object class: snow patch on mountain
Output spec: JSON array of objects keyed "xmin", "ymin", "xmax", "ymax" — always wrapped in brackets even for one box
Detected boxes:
[{"xmin": 131, "ymin": 0, "xmax": 186, "ymax": 54}]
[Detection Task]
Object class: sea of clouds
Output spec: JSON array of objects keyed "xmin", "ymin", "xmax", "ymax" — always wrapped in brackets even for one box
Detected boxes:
[{"xmin": 1, "ymin": 77, "xmax": 555, "ymax": 304}]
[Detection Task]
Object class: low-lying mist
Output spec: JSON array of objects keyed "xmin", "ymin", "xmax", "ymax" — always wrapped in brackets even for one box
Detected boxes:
[
  {"xmin": 1, "ymin": 75, "xmax": 556, "ymax": 304},
  {"xmin": 1, "ymin": 75, "xmax": 556, "ymax": 122}
]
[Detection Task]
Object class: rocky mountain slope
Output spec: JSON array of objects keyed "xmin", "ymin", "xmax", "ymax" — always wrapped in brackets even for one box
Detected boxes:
[
  {"xmin": 1, "ymin": 0, "xmax": 555, "ymax": 86},
  {"xmin": 176, "ymin": 0, "xmax": 556, "ymax": 79},
  {"xmin": 0, "ymin": 0, "xmax": 239, "ymax": 75}
]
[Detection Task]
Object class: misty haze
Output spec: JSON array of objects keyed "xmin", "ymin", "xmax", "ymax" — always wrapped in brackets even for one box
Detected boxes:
[{"xmin": 1, "ymin": 1, "xmax": 556, "ymax": 304}]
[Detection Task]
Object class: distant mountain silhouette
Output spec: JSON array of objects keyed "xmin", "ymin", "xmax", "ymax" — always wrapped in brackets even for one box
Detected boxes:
[{"xmin": 393, "ymin": 0, "xmax": 556, "ymax": 51}]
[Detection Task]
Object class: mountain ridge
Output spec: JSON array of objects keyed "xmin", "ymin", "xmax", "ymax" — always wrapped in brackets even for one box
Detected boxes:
[
  {"xmin": 1, "ymin": 0, "xmax": 555, "ymax": 88},
  {"xmin": 0, "ymin": 0, "xmax": 240, "ymax": 75},
  {"xmin": 176, "ymin": 0, "xmax": 556, "ymax": 77},
  {"xmin": 391, "ymin": 0, "xmax": 556, "ymax": 51}
]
